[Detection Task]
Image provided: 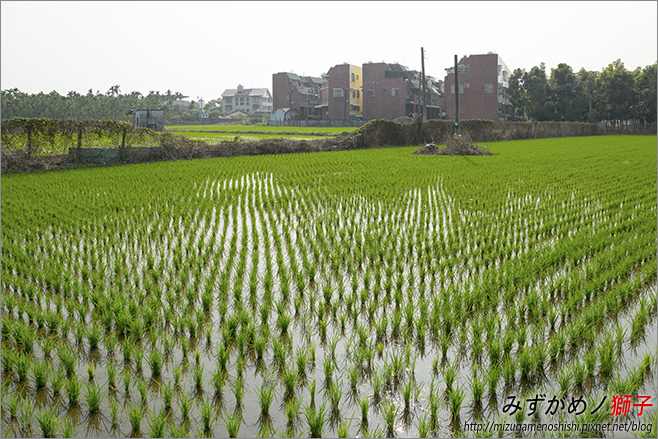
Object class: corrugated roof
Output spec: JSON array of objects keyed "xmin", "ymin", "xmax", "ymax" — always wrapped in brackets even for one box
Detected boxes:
[{"xmin": 287, "ymin": 73, "xmax": 301, "ymax": 80}]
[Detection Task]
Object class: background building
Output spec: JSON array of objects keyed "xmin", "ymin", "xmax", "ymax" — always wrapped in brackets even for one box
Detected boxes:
[
  {"xmin": 361, "ymin": 62, "xmax": 443, "ymax": 121},
  {"xmin": 321, "ymin": 63, "xmax": 363, "ymax": 121},
  {"xmin": 444, "ymin": 52, "xmax": 513, "ymax": 121},
  {"xmin": 221, "ymin": 85, "xmax": 273, "ymax": 115},
  {"xmin": 272, "ymin": 72, "xmax": 323, "ymax": 121}
]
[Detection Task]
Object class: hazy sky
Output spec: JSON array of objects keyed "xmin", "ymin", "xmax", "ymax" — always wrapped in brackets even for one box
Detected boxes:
[{"xmin": 2, "ymin": 1, "xmax": 656, "ymax": 102}]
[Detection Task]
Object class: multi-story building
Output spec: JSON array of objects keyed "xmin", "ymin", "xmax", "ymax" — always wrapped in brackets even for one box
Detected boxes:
[
  {"xmin": 272, "ymin": 72, "xmax": 324, "ymax": 121},
  {"xmin": 319, "ymin": 63, "xmax": 363, "ymax": 121},
  {"xmin": 444, "ymin": 52, "xmax": 513, "ymax": 121},
  {"xmin": 361, "ymin": 62, "xmax": 443, "ymax": 121},
  {"xmin": 221, "ymin": 85, "xmax": 273, "ymax": 115}
]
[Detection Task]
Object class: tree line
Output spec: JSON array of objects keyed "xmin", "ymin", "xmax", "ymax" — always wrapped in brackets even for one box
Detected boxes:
[
  {"xmin": 508, "ymin": 59, "xmax": 656, "ymax": 125},
  {"xmin": 0, "ymin": 87, "xmax": 224, "ymax": 124}
]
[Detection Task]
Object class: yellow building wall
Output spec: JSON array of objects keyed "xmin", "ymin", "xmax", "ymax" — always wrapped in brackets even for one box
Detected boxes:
[{"xmin": 349, "ymin": 65, "xmax": 363, "ymax": 118}]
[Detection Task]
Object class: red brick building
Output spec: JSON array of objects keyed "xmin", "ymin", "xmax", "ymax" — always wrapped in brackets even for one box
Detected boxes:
[
  {"xmin": 444, "ymin": 53, "xmax": 513, "ymax": 121},
  {"xmin": 321, "ymin": 64, "xmax": 363, "ymax": 121},
  {"xmin": 272, "ymin": 72, "xmax": 324, "ymax": 121},
  {"xmin": 362, "ymin": 62, "xmax": 444, "ymax": 121}
]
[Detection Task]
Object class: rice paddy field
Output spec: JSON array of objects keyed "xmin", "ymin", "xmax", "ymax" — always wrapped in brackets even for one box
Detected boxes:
[
  {"xmin": 165, "ymin": 125, "xmax": 358, "ymax": 144},
  {"xmin": 1, "ymin": 135, "xmax": 657, "ymax": 438}
]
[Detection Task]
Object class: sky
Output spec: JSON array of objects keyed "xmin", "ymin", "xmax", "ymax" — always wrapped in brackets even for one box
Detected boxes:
[{"xmin": 2, "ymin": 1, "xmax": 656, "ymax": 103}]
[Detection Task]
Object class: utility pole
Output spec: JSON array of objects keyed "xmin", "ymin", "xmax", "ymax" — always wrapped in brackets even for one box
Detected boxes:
[
  {"xmin": 421, "ymin": 47, "xmax": 427, "ymax": 119},
  {"xmin": 344, "ymin": 80, "xmax": 349, "ymax": 121},
  {"xmin": 454, "ymin": 54, "xmax": 460, "ymax": 136}
]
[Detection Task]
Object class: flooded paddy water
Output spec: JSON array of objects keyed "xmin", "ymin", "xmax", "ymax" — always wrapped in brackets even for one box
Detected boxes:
[{"xmin": 1, "ymin": 136, "xmax": 656, "ymax": 437}]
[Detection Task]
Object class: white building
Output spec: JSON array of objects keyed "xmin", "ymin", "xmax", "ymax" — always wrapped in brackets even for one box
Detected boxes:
[{"xmin": 221, "ymin": 85, "xmax": 273, "ymax": 115}]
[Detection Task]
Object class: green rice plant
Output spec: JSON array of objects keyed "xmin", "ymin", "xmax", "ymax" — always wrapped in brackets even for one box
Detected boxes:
[
  {"xmin": 360, "ymin": 396, "xmax": 369, "ymax": 425},
  {"xmin": 223, "ymin": 410, "xmax": 241, "ymax": 438},
  {"xmin": 15, "ymin": 353, "xmax": 31, "ymax": 381},
  {"xmin": 61, "ymin": 418, "xmax": 78, "ymax": 438},
  {"xmin": 443, "ymin": 362, "xmax": 457, "ymax": 391},
  {"xmin": 173, "ymin": 364, "xmax": 182, "ymax": 387},
  {"xmin": 449, "ymin": 384, "xmax": 466, "ymax": 418},
  {"xmin": 200, "ymin": 397, "xmax": 214, "ymax": 431},
  {"xmin": 233, "ymin": 375, "xmax": 245, "ymax": 406},
  {"xmin": 148, "ymin": 407, "xmax": 168, "ymax": 438},
  {"xmin": 573, "ymin": 358, "xmax": 586, "ymax": 388},
  {"xmin": 383, "ymin": 401, "xmax": 397, "ymax": 435},
  {"xmin": 417, "ymin": 413, "xmax": 430, "ymax": 438},
  {"xmin": 137, "ymin": 377, "xmax": 149, "ymax": 404},
  {"xmin": 309, "ymin": 378, "xmax": 316, "ymax": 406},
  {"xmin": 65, "ymin": 375, "xmax": 82, "ymax": 406},
  {"xmin": 109, "ymin": 397, "xmax": 119, "ymax": 424},
  {"xmin": 87, "ymin": 362, "xmax": 95, "ymax": 380},
  {"xmin": 327, "ymin": 381, "xmax": 342, "ymax": 412},
  {"xmin": 84, "ymin": 382, "xmax": 104, "ymax": 413},
  {"xmin": 402, "ymin": 379, "xmax": 413, "ymax": 411},
  {"xmin": 128, "ymin": 401, "xmax": 143, "ymax": 433},
  {"xmin": 305, "ymin": 402, "xmax": 326, "ymax": 438},
  {"xmin": 257, "ymin": 382, "xmax": 275, "ymax": 415},
  {"xmin": 106, "ymin": 362, "xmax": 117, "ymax": 390},
  {"xmin": 86, "ymin": 324, "xmax": 101, "ymax": 350},
  {"xmin": 35, "ymin": 407, "xmax": 59, "ymax": 438},
  {"xmin": 146, "ymin": 349, "xmax": 163, "ymax": 377},
  {"xmin": 487, "ymin": 366, "xmax": 500, "ymax": 396},
  {"xmin": 32, "ymin": 360, "xmax": 49, "ymax": 389},
  {"xmin": 121, "ymin": 339, "xmax": 134, "ymax": 364},
  {"xmin": 169, "ymin": 420, "xmax": 191, "ymax": 438},
  {"xmin": 212, "ymin": 365, "xmax": 225, "ymax": 397},
  {"xmin": 519, "ymin": 349, "xmax": 533, "ymax": 379},
  {"xmin": 19, "ymin": 398, "xmax": 35, "ymax": 428},
  {"xmin": 503, "ymin": 357, "xmax": 516, "ymax": 384},
  {"xmin": 6, "ymin": 392, "xmax": 21, "ymax": 418},
  {"xmin": 133, "ymin": 346, "xmax": 144, "ymax": 372},
  {"xmin": 285, "ymin": 396, "xmax": 298, "ymax": 426},
  {"xmin": 283, "ymin": 367, "xmax": 298, "ymax": 398},
  {"xmin": 337, "ymin": 418, "xmax": 351, "ymax": 438},
  {"xmin": 598, "ymin": 335, "xmax": 616, "ymax": 376},
  {"xmin": 470, "ymin": 374, "xmax": 485, "ymax": 405},
  {"xmin": 178, "ymin": 390, "xmax": 192, "ymax": 421},
  {"xmin": 123, "ymin": 370, "xmax": 131, "ymax": 394},
  {"xmin": 194, "ymin": 363, "xmax": 204, "ymax": 390},
  {"xmin": 556, "ymin": 367, "xmax": 571, "ymax": 396}
]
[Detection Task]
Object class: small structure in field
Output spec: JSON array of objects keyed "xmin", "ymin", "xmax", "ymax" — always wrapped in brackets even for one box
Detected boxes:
[{"xmin": 126, "ymin": 109, "xmax": 165, "ymax": 131}]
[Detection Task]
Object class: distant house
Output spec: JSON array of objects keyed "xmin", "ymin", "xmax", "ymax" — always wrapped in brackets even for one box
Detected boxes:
[
  {"xmin": 444, "ymin": 52, "xmax": 513, "ymax": 121},
  {"xmin": 321, "ymin": 63, "xmax": 363, "ymax": 121},
  {"xmin": 125, "ymin": 109, "xmax": 165, "ymax": 131},
  {"xmin": 272, "ymin": 72, "xmax": 324, "ymax": 120},
  {"xmin": 221, "ymin": 85, "xmax": 273, "ymax": 115},
  {"xmin": 362, "ymin": 62, "xmax": 443, "ymax": 121}
]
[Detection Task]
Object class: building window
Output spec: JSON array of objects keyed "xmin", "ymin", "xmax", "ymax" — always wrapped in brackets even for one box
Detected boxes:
[
  {"xmin": 366, "ymin": 88, "xmax": 374, "ymax": 97},
  {"xmin": 351, "ymin": 73, "xmax": 355, "ymax": 82},
  {"xmin": 485, "ymin": 83, "xmax": 494, "ymax": 93},
  {"xmin": 226, "ymin": 105, "xmax": 232, "ymax": 111},
  {"xmin": 391, "ymin": 87, "xmax": 399, "ymax": 97},
  {"xmin": 333, "ymin": 88, "xmax": 343, "ymax": 98},
  {"xmin": 464, "ymin": 83, "xmax": 470, "ymax": 89},
  {"xmin": 451, "ymin": 84, "xmax": 455, "ymax": 94},
  {"xmin": 356, "ymin": 90, "xmax": 360, "ymax": 98}
]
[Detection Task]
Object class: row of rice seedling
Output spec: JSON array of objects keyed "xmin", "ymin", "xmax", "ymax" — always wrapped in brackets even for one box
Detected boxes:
[
  {"xmin": 1, "ymin": 135, "xmax": 656, "ymax": 437},
  {"xmin": 171, "ymin": 132, "xmax": 335, "ymax": 143},
  {"xmin": 165, "ymin": 124, "xmax": 360, "ymax": 135}
]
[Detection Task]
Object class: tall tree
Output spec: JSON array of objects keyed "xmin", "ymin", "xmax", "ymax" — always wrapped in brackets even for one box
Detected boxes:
[
  {"xmin": 596, "ymin": 59, "xmax": 637, "ymax": 124},
  {"xmin": 633, "ymin": 62, "xmax": 657, "ymax": 124}
]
